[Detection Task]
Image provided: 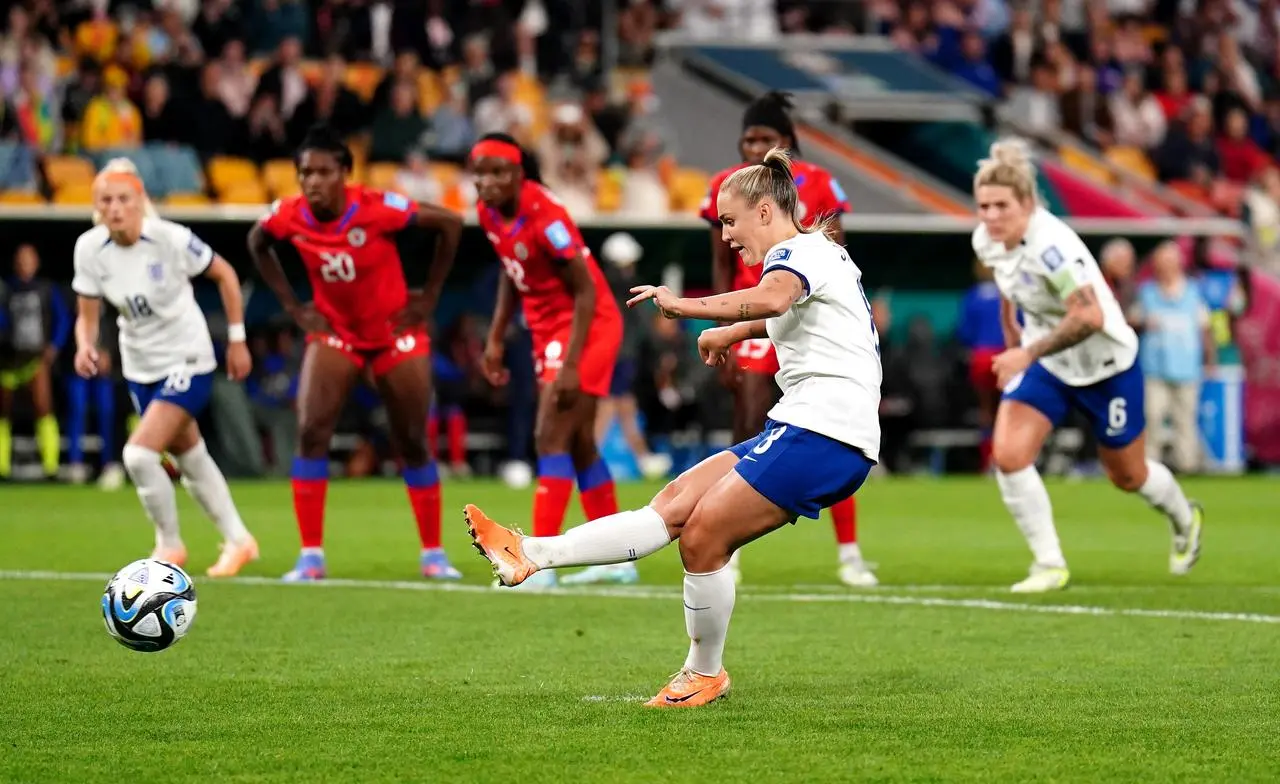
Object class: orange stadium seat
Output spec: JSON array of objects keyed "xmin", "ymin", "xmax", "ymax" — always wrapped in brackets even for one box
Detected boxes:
[
  {"xmin": 1105, "ymin": 146, "xmax": 1157, "ymax": 182},
  {"xmin": 344, "ymin": 63, "xmax": 383, "ymax": 101},
  {"xmin": 53, "ymin": 183, "xmax": 95, "ymax": 205},
  {"xmin": 366, "ymin": 162, "xmax": 399, "ymax": 191},
  {"xmin": 44, "ymin": 155, "xmax": 95, "ymax": 190},
  {"xmin": 207, "ymin": 157, "xmax": 260, "ymax": 195},
  {"xmin": 417, "ymin": 71, "xmax": 445, "ymax": 115},
  {"xmin": 164, "ymin": 193, "xmax": 212, "ymax": 206},
  {"xmin": 0, "ymin": 191, "xmax": 45, "ymax": 205},
  {"xmin": 429, "ymin": 163, "xmax": 461, "ymax": 188},
  {"xmin": 219, "ymin": 181, "xmax": 269, "ymax": 205},
  {"xmin": 1058, "ymin": 145, "xmax": 1116, "ymax": 186},
  {"xmin": 669, "ymin": 167, "xmax": 711, "ymax": 213},
  {"xmin": 262, "ymin": 159, "xmax": 298, "ymax": 198}
]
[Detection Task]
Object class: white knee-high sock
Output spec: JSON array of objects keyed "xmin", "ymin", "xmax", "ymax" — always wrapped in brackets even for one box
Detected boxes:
[
  {"xmin": 176, "ymin": 439, "xmax": 252, "ymax": 544},
  {"xmin": 1137, "ymin": 460, "xmax": 1193, "ymax": 535},
  {"xmin": 122, "ymin": 444, "xmax": 181, "ymax": 550},
  {"xmin": 996, "ymin": 465, "xmax": 1066, "ymax": 569},
  {"xmin": 521, "ymin": 507, "xmax": 671, "ymax": 569},
  {"xmin": 683, "ymin": 565, "xmax": 736, "ymax": 676}
]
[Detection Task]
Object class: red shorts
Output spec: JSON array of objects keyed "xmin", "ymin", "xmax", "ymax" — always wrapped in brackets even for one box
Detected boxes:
[
  {"xmin": 308, "ymin": 329, "xmax": 431, "ymax": 377},
  {"xmin": 969, "ymin": 346, "xmax": 1001, "ymax": 392},
  {"xmin": 534, "ymin": 321, "xmax": 620, "ymax": 397},
  {"xmin": 735, "ymin": 338, "xmax": 779, "ymax": 374}
]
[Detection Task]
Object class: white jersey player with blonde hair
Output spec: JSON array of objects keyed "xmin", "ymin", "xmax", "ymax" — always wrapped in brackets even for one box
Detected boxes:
[
  {"xmin": 972, "ymin": 138, "xmax": 1203, "ymax": 593},
  {"xmin": 72, "ymin": 159, "xmax": 260, "ymax": 577},
  {"xmin": 464, "ymin": 147, "xmax": 881, "ymax": 708}
]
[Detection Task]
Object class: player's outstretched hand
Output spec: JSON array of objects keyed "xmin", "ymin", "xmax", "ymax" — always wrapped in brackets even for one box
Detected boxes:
[
  {"xmin": 992, "ymin": 346, "xmax": 1033, "ymax": 390},
  {"xmin": 697, "ymin": 326, "xmax": 736, "ymax": 368},
  {"xmin": 627, "ymin": 285, "xmax": 683, "ymax": 319},
  {"xmin": 225, "ymin": 341, "xmax": 252, "ymax": 382},
  {"xmin": 288, "ymin": 303, "xmax": 329, "ymax": 334},
  {"xmin": 73, "ymin": 345, "xmax": 100, "ymax": 378},
  {"xmin": 482, "ymin": 340, "xmax": 510, "ymax": 386}
]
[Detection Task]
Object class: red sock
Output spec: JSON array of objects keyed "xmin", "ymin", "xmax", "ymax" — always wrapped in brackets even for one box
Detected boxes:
[
  {"xmin": 446, "ymin": 410, "xmax": 467, "ymax": 466},
  {"xmin": 533, "ymin": 477, "xmax": 574, "ymax": 537},
  {"xmin": 406, "ymin": 485, "xmax": 442, "ymax": 549},
  {"xmin": 577, "ymin": 458, "xmax": 617, "ymax": 521},
  {"xmin": 292, "ymin": 478, "xmax": 327, "ymax": 549},
  {"xmin": 427, "ymin": 412, "xmax": 440, "ymax": 461},
  {"xmin": 830, "ymin": 496, "xmax": 857, "ymax": 545}
]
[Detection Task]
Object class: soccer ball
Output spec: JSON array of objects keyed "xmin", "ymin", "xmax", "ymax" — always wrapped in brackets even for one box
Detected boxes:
[{"xmin": 101, "ymin": 559, "xmax": 197, "ymax": 652}]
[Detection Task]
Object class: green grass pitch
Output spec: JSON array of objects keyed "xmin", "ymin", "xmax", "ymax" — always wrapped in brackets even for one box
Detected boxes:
[{"xmin": 2, "ymin": 476, "xmax": 1279, "ymax": 783}]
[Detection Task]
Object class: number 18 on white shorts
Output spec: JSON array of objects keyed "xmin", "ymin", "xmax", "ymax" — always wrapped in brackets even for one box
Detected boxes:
[{"xmin": 729, "ymin": 420, "xmax": 875, "ymax": 520}]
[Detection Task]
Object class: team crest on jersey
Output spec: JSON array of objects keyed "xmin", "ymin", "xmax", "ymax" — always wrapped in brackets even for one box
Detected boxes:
[
  {"xmin": 1041, "ymin": 246, "xmax": 1065, "ymax": 270},
  {"xmin": 148, "ymin": 261, "xmax": 163, "ymax": 281},
  {"xmin": 514, "ymin": 243, "xmax": 528, "ymax": 261},
  {"xmin": 348, "ymin": 227, "xmax": 366, "ymax": 247}
]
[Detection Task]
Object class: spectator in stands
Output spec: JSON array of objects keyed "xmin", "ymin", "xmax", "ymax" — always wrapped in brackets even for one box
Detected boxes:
[
  {"xmin": 1217, "ymin": 36, "xmax": 1262, "ymax": 113},
  {"xmin": 245, "ymin": 92, "xmax": 291, "ymax": 162},
  {"xmin": 1153, "ymin": 96, "xmax": 1220, "ymax": 184},
  {"xmin": 394, "ymin": 150, "xmax": 443, "ymax": 204},
  {"xmin": 1110, "ymin": 68, "xmax": 1166, "ymax": 150},
  {"xmin": 957, "ymin": 260, "xmax": 1005, "ymax": 472},
  {"xmin": 583, "ymin": 76, "xmax": 628, "ymax": 156},
  {"xmin": 60, "ymin": 58, "xmax": 100, "ymax": 140},
  {"xmin": 0, "ymin": 245, "xmax": 69, "ymax": 481},
  {"xmin": 1216, "ymin": 106, "xmax": 1274, "ymax": 184},
  {"xmin": 140, "ymin": 72, "xmax": 186, "ymax": 145},
  {"xmin": 192, "ymin": 0, "xmax": 246, "ymax": 59},
  {"xmin": 1100, "ymin": 237, "xmax": 1139, "ymax": 321},
  {"xmin": 190, "ymin": 62, "xmax": 240, "ymax": 157},
  {"xmin": 1243, "ymin": 166, "xmax": 1280, "ymax": 274},
  {"xmin": 1, "ymin": 6, "xmax": 56, "ymax": 97},
  {"xmin": 370, "ymin": 80, "xmax": 428, "ymax": 163},
  {"xmin": 617, "ymin": 129, "xmax": 671, "ymax": 218},
  {"xmin": 371, "ymin": 50, "xmax": 421, "ymax": 115},
  {"xmin": 312, "ymin": 0, "xmax": 374, "ymax": 60},
  {"xmin": 80, "ymin": 65, "xmax": 142, "ymax": 152},
  {"xmin": 216, "ymin": 39, "xmax": 256, "ymax": 119},
  {"xmin": 459, "ymin": 34, "xmax": 496, "ymax": 107},
  {"xmin": 294, "ymin": 53, "xmax": 366, "ymax": 140},
  {"xmin": 72, "ymin": 11, "xmax": 119, "ymax": 65},
  {"xmin": 1060, "ymin": 63, "xmax": 1114, "ymax": 147},
  {"xmin": 9, "ymin": 59, "xmax": 61, "ymax": 155},
  {"xmin": 617, "ymin": 6, "xmax": 659, "ymax": 69},
  {"xmin": 1135, "ymin": 241, "xmax": 1215, "ymax": 473},
  {"xmin": 250, "ymin": 0, "xmax": 309, "ymax": 55},
  {"xmin": 1005, "ymin": 55, "xmax": 1061, "ymax": 135},
  {"xmin": 988, "ymin": 3, "xmax": 1037, "ymax": 89},
  {"xmin": 1089, "ymin": 30, "xmax": 1124, "ymax": 94},
  {"xmin": 1154, "ymin": 65, "xmax": 1192, "ymax": 123},
  {"xmin": 424, "ymin": 82, "xmax": 475, "ymax": 163},
  {"xmin": 392, "ymin": 0, "xmax": 455, "ymax": 71},
  {"xmin": 255, "ymin": 36, "xmax": 308, "ymax": 137},
  {"xmin": 538, "ymin": 101, "xmax": 608, "ymax": 196},
  {"xmin": 671, "ymin": 0, "xmax": 780, "ymax": 42},
  {"xmin": 472, "ymin": 71, "xmax": 532, "ymax": 143}
]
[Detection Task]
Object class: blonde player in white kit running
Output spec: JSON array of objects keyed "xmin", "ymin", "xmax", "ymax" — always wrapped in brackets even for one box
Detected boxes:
[
  {"xmin": 72, "ymin": 160, "xmax": 260, "ymax": 577},
  {"xmin": 972, "ymin": 139, "xmax": 1204, "ymax": 593},
  {"xmin": 464, "ymin": 148, "xmax": 881, "ymax": 708}
]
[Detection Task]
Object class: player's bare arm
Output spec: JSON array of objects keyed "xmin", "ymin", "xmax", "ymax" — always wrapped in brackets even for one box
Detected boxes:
[
  {"xmin": 481, "ymin": 272, "xmax": 517, "ymax": 386},
  {"xmin": 248, "ymin": 223, "xmax": 326, "ymax": 333},
  {"xmin": 992, "ymin": 284, "xmax": 1103, "ymax": 388},
  {"xmin": 402, "ymin": 203, "xmax": 463, "ymax": 322},
  {"xmin": 697, "ymin": 319, "xmax": 769, "ymax": 367},
  {"xmin": 73, "ymin": 295, "xmax": 102, "ymax": 378},
  {"xmin": 999, "ymin": 294, "xmax": 1022, "ymax": 348},
  {"xmin": 204, "ymin": 255, "xmax": 252, "ymax": 381},
  {"xmin": 627, "ymin": 268, "xmax": 804, "ymax": 321}
]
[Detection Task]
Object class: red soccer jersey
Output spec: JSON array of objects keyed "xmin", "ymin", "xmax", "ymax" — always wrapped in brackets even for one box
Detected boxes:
[
  {"xmin": 477, "ymin": 181, "xmax": 620, "ymax": 344},
  {"xmin": 259, "ymin": 185, "xmax": 417, "ymax": 349},
  {"xmin": 700, "ymin": 159, "xmax": 851, "ymax": 290}
]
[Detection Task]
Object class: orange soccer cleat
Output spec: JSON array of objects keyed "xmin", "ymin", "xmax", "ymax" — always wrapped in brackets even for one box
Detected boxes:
[
  {"xmin": 206, "ymin": 536, "xmax": 260, "ymax": 577},
  {"xmin": 150, "ymin": 546, "xmax": 188, "ymax": 569},
  {"xmin": 644, "ymin": 669, "xmax": 732, "ymax": 708},
  {"xmin": 463, "ymin": 504, "xmax": 538, "ymax": 587}
]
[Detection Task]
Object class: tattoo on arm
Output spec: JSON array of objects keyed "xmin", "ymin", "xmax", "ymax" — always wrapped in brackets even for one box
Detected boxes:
[
  {"xmin": 738, "ymin": 303, "xmax": 750, "ymax": 320},
  {"xmin": 1028, "ymin": 286, "xmax": 1101, "ymax": 358}
]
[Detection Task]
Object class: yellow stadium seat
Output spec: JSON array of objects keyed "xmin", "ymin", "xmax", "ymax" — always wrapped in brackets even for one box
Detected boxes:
[
  {"xmin": 207, "ymin": 156, "xmax": 259, "ymax": 195},
  {"xmin": 1058, "ymin": 145, "xmax": 1115, "ymax": 186},
  {"xmin": 164, "ymin": 192, "xmax": 211, "ymax": 206},
  {"xmin": 597, "ymin": 170, "xmax": 623, "ymax": 213},
  {"xmin": 219, "ymin": 181, "xmax": 269, "ymax": 205},
  {"xmin": 261, "ymin": 159, "xmax": 298, "ymax": 198},
  {"xmin": 417, "ymin": 71, "xmax": 445, "ymax": 115},
  {"xmin": 344, "ymin": 63, "xmax": 383, "ymax": 101},
  {"xmin": 0, "ymin": 191, "xmax": 45, "ymax": 205},
  {"xmin": 1105, "ymin": 145, "xmax": 1157, "ymax": 182},
  {"xmin": 669, "ymin": 167, "xmax": 711, "ymax": 214},
  {"xmin": 53, "ymin": 183, "xmax": 95, "ymax": 205},
  {"xmin": 44, "ymin": 156, "xmax": 95, "ymax": 190},
  {"xmin": 428, "ymin": 163, "xmax": 461, "ymax": 188},
  {"xmin": 366, "ymin": 162, "xmax": 399, "ymax": 191}
]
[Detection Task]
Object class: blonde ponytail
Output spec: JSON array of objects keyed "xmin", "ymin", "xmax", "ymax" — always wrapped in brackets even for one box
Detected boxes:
[
  {"xmin": 973, "ymin": 137, "xmax": 1039, "ymax": 204},
  {"xmin": 720, "ymin": 147, "xmax": 839, "ymax": 241}
]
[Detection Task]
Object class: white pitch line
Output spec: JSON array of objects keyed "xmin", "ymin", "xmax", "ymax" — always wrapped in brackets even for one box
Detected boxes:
[{"xmin": 2, "ymin": 569, "xmax": 1279, "ymax": 626}]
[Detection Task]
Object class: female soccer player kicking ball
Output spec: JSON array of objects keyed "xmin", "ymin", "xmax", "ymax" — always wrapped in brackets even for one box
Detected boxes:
[
  {"xmin": 72, "ymin": 159, "xmax": 259, "ymax": 576},
  {"xmin": 465, "ymin": 148, "xmax": 881, "ymax": 706},
  {"xmin": 248, "ymin": 125, "xmax": 464, "ymax": 582},
  {"xmin": 972, "ymin": 139, "xmax": 1203, "ymax": 592},
  {"xmin": 471, "ymin": 134, "xmax": 625, "ymax": 590},
  {"xmin": 699, "ymin": 91, "xmax": 874, "ymax": 589}
]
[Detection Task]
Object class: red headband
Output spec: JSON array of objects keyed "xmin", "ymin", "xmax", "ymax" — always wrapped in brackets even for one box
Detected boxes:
[{"xmin": 471, "ymin": 139, "xmax": 523, "ymax": 166}]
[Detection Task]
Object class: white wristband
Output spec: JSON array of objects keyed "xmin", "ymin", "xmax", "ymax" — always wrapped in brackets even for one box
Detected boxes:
[{"xmin": 227, "ymin": 323, "xmax": 247, "ymax": 343}]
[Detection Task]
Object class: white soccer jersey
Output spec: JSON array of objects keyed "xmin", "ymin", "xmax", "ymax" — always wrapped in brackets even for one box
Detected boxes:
[
  {"xmin": 72, "ymin": 218, "xmax": 218, "ymax": 384},
  {"xmin": 972, "ymin": 207, "xmax": 1138, "ymax": 386},
  {"xmin": 760, "ymin": 230, "xmax": 883, "ymax": 462}
]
